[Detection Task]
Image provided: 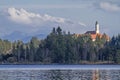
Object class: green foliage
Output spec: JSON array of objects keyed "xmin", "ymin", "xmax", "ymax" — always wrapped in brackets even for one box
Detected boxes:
[
  {"xmin": 0, "ymin": 27, "xmax": 120, "ymax": 64},
  {"xmin": 0, "ymin": 39, "xmax": 12, "ymax": 54}
]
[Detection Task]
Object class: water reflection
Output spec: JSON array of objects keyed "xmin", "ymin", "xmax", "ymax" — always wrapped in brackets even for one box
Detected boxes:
[{"xmin": 0, "ymin": 69, "xmax": 120, "ymax": 80}]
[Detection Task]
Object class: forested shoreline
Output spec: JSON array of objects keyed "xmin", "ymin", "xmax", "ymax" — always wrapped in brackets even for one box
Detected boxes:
[{"xmin": 0, "ymin": 27, "xmax": 120, "ymax": 64}]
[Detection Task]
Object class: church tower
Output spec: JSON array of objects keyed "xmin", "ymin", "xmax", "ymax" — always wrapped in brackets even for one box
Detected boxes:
[{"xmin": 95, "ymin": 21, "xmax": 99, "ymax": 34}]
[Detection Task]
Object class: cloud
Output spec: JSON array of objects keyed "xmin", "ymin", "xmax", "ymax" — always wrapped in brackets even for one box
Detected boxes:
[
  {"xmin": 0, "ymin": 7, "xmax": 87, "ymax": 38},
  {"xmin": 7, "ymin": 8, "xmax": 66, "ymax": 24},
  {"xmin": 100, "ymin": 2, "xmax": 120, "ymax": 12},
  {"xmin": 78, "ymin": 22, "xmax": 86, "ymax": 27},
  {"xmin": 8, "ymin": 8, "xmax": 32, "ymax": 24},
  {"xmin": 7, "ymin": 7, "xmax": 86, "ymax": 27},
  {"xmin": 7, "ymin": 8, "xmax": 68, "ymax": 25}
]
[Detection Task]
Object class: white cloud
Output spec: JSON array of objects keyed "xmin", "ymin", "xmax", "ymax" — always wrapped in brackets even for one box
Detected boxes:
[
  {"xmin": 8, "ymin": 8, "xmax": 32, "ymax": 24},
  {"xmin": 0, "ymin": 7, "xmax": 87, "ymax": 40},
  {"xmin": 100, "ymin": 2, "xmax": 120, "ymax": 12},
  {"xmin": 78, "ymin": 22, "xmax": 86, "ymax": 27},
  {"xmin": 7, "ymin": 8, "xmax": 66, "ymax": 24},
  {"xmin": 7, "ymin": 7, "xmax": 86, "ymax": 27}
]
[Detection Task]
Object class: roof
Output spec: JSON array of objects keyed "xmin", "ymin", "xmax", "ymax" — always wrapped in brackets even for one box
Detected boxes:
[
  {"xmin": 90, "ymin": 33, "xmax": 110, "ymax": 41},
  {"xmin": 74, "ymin": 29, "xmax": 110, "ymax": 41},
  {"xmin": 91, "ymin": 34, "xmax": 102, "ymax": 39},
  {"xmin": 85, "ymin": 31, "xmax": 96, "ymax": 34}
]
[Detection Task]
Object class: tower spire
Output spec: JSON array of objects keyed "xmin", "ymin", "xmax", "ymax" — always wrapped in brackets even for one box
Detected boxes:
[{"xmin": 95, "ymin": 21, "xmax": 99, "ymax": 34}]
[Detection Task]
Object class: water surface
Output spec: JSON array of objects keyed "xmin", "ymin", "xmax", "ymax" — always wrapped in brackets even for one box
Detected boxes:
[{"xmin": 0, "ymin": 65, "xmax": 120, "ymax": 80}]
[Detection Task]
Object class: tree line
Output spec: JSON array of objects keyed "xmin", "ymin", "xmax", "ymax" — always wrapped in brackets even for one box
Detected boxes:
[{"xmin": 0, "ymin": 27, "xmax": 120, "ymax": 64}]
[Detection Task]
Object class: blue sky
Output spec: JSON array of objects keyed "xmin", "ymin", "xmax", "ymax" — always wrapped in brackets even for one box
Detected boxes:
[{"xmin": 0, "ymin": 0, "xmax": 120, "ymax": 40}]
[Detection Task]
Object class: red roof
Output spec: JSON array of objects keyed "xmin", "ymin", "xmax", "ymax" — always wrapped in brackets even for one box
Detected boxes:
[
  {"xmin": 91, "ymin": 34, "xmax": 102, "ymax": 39},
  {"xmin": 74, "ymin": 31, "xmax": 110, "ymax": 41}
]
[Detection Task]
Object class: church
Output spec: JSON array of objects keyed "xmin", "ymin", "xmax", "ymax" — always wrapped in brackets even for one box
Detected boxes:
[
  {"xmin": 85, "ymin": 21, "xmax": 99, "ymax": 35},
  {"xmin": 85, "ymin": 21, "xmax": 101, "ymax": 41},
  {"xmin": 75, "ymin": 21, "xmax": 110, "ymax": 41}
]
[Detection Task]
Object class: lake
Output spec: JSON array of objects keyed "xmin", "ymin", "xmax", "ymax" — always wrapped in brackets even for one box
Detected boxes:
[{"xmin": 0, "ymin": 65, "xmax": 120, "ymax": 80}]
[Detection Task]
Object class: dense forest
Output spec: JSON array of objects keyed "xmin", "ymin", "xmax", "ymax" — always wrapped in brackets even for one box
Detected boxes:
[{"xmin": 0, "ymin": 27, "xmax": 120, "ymax": 64}]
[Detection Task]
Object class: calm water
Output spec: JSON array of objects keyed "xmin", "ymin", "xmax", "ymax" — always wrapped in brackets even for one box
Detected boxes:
[{"xmin": 0, "ymin": 65, "xmax": 120, "ymax": 80}]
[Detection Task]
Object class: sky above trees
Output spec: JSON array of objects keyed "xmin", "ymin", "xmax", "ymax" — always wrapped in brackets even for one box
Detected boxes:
[{"xmin": 0, "ymin": 0, "xmax": 120, "ymax": 40}]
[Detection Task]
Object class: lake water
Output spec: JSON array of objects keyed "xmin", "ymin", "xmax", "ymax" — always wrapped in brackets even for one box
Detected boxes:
[{"xmin": 0, "ymin": 65, "xmax": 120, "ymax": 80}]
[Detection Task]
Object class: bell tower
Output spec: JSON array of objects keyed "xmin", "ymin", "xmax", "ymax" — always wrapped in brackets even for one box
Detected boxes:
[{"xmin": 95, "ymin": 21, "xmax": 99, "ymax": 34}]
